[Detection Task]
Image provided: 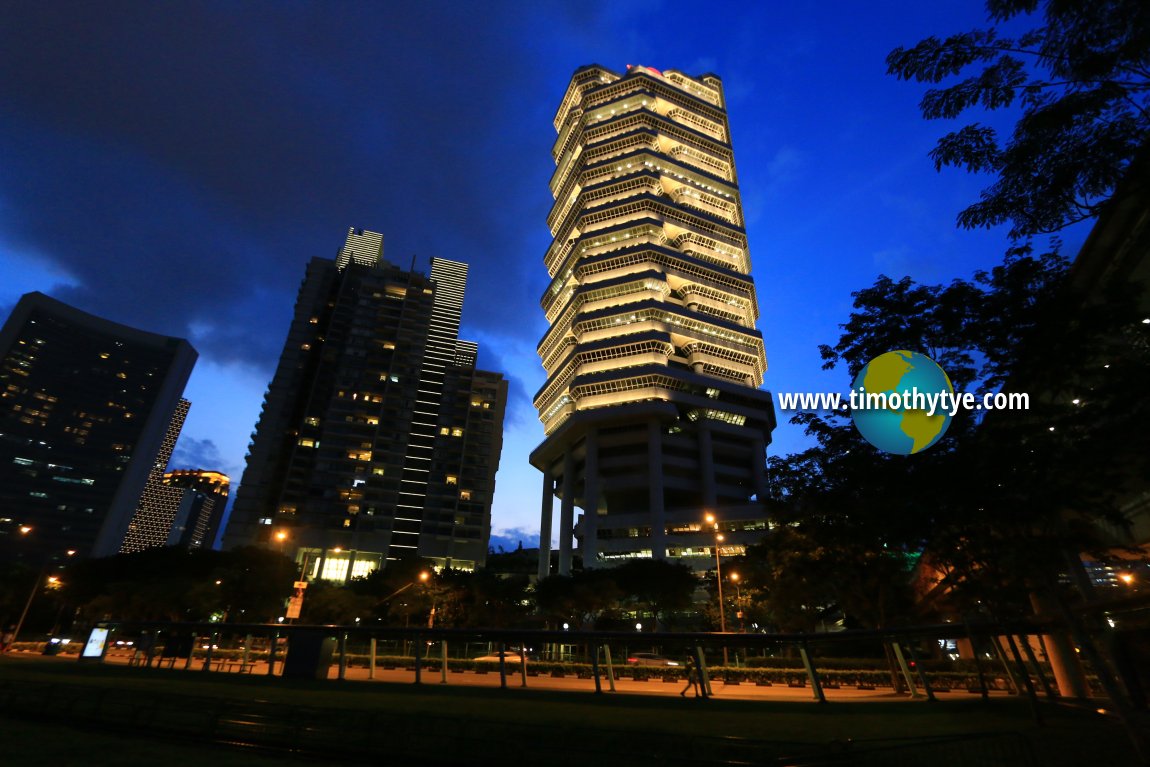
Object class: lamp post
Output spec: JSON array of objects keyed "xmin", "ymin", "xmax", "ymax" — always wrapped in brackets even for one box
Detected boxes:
[
  {"xmin": 730, "ymin": 572, "xmax": 744, "ymax": 630},
  {"xmin": 704, "ymin": 512, "xmax": 729, "ymax": 666},
  {"xmin": 6, "ymin": 532, "xmax": 75, "ymax": 653}
]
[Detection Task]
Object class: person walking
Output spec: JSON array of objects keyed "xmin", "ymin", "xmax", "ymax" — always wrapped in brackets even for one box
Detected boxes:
[{"xmin": 680, "ymin": 655, "xmax": 701, "ymax": 698}]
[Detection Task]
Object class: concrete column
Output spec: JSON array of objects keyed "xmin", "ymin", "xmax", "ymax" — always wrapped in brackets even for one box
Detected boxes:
[
  {"xmin": 558, "ymin": 451, "xmax": 576, "ymax": 575},
  {"xmin": 698, "ymin": 425, "xmax": 716, "ymax": 508},
  {"xmin": 1030, "ymin": 592, "xmax": 1090, "ymax": 699},
  {"xmin": 751, "ymin": 434, "xmax": 768, "ymax": 502},
  {"xmin": 537, "ymin": 471, "xmax": 554, "ymax": 581},
  {"xmin": 581, "ymin": 430, "xmax": 600, "ymax": 568},
  {"xmin": 647, "ymin": 422, "xmax": 666, "ymax": 559}
]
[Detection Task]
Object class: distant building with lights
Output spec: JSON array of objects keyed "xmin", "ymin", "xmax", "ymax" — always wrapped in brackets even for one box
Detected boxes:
[
  {"xmin": 531, "ymin": 66, "xmax": 776, "ymax": 577},
  {"xmin": 120, "ymin": 460, "xmax": 231, "ymax": 553},
  {"xmin": 223, "ymin": 229, "xmax": 507, "ymax": 578},
  {"xmin": 0, "ymin": 292, "xmax": 197, "ymax": 563},
  {"xmin": 163, "ymin": 469, "xmax": 230, "ymax": 549}
]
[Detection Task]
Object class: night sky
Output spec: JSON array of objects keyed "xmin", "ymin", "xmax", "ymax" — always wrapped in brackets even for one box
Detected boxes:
[{"xmin": 0, "ymin": 2, "xmax": 1081, "ymax": 550}]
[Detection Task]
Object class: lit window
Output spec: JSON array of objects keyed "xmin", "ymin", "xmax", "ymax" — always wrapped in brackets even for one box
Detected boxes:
[
  {"xmin": 446, "ymin": 475, "xmax": 458, "ymax": 485},
  {"xmin": 451, "ymin": 428, "xmax": 464, "ymax": 437},
  {"xmin": 459, "ymin": 490, "xmax": 472, "ymax": 501}
]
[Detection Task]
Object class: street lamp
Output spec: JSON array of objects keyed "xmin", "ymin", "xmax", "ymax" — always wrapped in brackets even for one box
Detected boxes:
[
  {"xmin": 729, "ymin": 572, "xmax": 744, "ymax": 630},
  {"xmin": 7, "ymin": 547, "xmax": 75, "ymax": 653},
  {"xmin": 379, "ymin": 571, "xmax": 431, "ymax": 603},
  {"xmin": 704, "ymin": 512, "xmax": 729, "ymax": 666}
]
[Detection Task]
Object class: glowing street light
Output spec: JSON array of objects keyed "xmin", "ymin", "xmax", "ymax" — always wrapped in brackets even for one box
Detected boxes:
[
  {"xmin": 729, "ymin": 571, "xmax": 744, "ymax": 630},
  {"xmin": 704, "ymin": 512, "xmax": 729, "ymax": 666},
  {"xmin": 7, "ymin": 547, "xmax": 75, "ymax": 653}
]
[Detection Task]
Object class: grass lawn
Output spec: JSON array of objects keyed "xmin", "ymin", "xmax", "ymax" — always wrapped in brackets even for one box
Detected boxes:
[{"xmin": 1, "ymin": 656, "xmax": 1142, "ymax": 766}]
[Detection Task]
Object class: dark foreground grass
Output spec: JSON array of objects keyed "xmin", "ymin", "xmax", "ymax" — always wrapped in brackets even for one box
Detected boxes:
[{"xmin": 1, "ymin": 656, "xmax": 1142, "ymax": 766}]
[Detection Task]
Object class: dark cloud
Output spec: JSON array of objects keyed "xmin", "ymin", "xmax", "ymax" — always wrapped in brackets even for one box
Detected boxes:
[{"xmin": 0, "ymin": 1, "xmax": 561, "ymax": 370}]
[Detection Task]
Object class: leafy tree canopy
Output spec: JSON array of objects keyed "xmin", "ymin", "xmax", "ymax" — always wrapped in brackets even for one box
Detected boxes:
[
  {"xmin": 887, "ymin": 0, "xmax": 1150, "ymax": 238},
  {"xmin": 777, "ymin": 248, "xmax": 1150, "ymax": 618}
]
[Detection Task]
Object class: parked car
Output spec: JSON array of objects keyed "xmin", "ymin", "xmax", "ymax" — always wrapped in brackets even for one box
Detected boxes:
[{"xmin": 626, "ymin": 653, "xmax": 680, "ymax": 667}]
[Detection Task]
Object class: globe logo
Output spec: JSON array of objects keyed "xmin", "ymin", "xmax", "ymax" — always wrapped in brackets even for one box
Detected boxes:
[{"xmin": 850, "ymin": 350, "xmax": 954, "ymax": 455}]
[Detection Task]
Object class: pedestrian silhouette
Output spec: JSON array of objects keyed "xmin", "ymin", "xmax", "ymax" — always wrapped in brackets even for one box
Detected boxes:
[{"xmin": 680, "ymin": 655, "xmax": 701, "ymax": 698}]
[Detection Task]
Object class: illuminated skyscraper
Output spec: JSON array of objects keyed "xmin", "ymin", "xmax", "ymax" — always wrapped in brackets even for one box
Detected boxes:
[
  {"xmin": 0, "ymin": 292, "xmax": 197, "ymax": 562},
  {"xmin": 224, "ymin": 229, "xmax": 506, "ymax": 576},
  {"xmin": 532, "ymin": 66, "xmax": 776, "ymax": 577}
]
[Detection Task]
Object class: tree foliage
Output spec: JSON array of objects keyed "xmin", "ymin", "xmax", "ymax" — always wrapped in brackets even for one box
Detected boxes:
[
  {"xmin": 64, "ymin": 546, "xmax": 297, "ymax": 624},
  {"xmin": 534, "ymin": 560, "xmax": 697, "ymax": 630},
  {"xmin": 887, "ymin": 0, "xmax": 1150, "ymax": 238},
  {"xmin": 771, "ymin": 249, "xmax": 1150, "ymax": 620}
]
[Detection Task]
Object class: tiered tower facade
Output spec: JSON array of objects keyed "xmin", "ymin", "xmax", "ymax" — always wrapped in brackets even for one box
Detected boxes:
[{"xmin": 531, "ymin": 65, "xmax": 776, "ymax": 576}]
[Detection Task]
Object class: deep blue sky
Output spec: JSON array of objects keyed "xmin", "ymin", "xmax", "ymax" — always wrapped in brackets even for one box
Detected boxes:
[{"xmin": 0, "ymin": 2, "xmax": 1076, "ymax": 550}]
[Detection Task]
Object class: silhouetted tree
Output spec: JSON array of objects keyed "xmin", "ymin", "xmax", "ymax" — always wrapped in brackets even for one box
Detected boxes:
[
  {"xmin": 887, "ymin": 0, "xmax": 1150, "ymax": 239},
  {"xmin": 533, "ymin": 571, "xmax": 622, "ymax": 629},
  {"xmin": 785, "ymin": 249, "xmax": 1150, "ymax": 619},
  {"xmin": 612, "ymin": 559, "xmax": 698, "ymax": 629},
  {"xmin": 65, "ymin": 546, "xmax": 296, "ymax": 624}
]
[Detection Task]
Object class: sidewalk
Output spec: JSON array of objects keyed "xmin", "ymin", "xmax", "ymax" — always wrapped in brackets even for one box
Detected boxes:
[{"xmin": 86, "ymin": 647, "xmax": 1008, "ymax": 704}]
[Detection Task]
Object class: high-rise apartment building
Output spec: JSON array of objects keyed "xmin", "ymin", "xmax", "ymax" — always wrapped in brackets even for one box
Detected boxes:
[
  {"xmin": 0, "ymin": 292, "xmax": 197, "ymax": 563},
  {"xmin": 532, "ymin": 65, "xmax": 776, "ymax": 577},
  {"xmin": 224, "ymin": 229, "xmax": 507, "ymax": 576}
]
